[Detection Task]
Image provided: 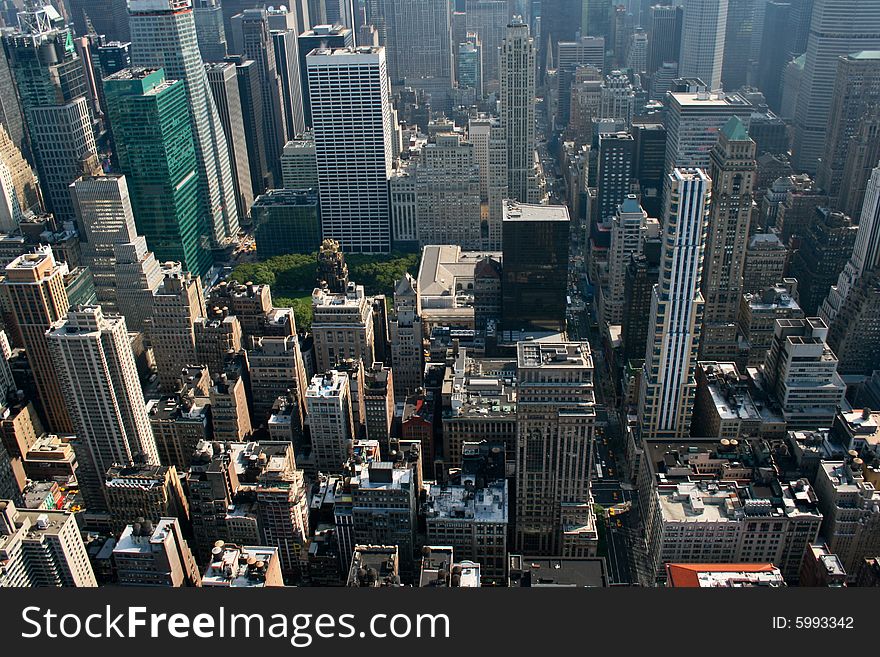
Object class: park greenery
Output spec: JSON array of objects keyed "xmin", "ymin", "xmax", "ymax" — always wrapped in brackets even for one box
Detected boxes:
[{"xmin": 230, "ymin": 251, "xmax": 421, "ymax": 331}]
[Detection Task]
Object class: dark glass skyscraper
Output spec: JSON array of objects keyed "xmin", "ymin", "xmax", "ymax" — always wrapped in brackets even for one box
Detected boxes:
[{"xmin": 501, "ymin": 201, "xmax": 570, "ymax": 333}]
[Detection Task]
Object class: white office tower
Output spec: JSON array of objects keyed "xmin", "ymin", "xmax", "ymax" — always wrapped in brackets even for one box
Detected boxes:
[
  {"xmin": 499, "ymin": 17, "xmax": 537, "ymax": 204},
  {"xmin": 638, "ymin": 169, "xmax": 711, "ymax": 440},
  {"xmin": 0, "ymin": 501, "xmax": 98, "ymax": 587},
  {"xmin": 487, "ymin": 117, "xmax": 509, "ymax": 250},
  {"xmin": 129, "ymin": 0, "xmax": 240, "ymax": 247},
  {"xmin": 604, "ymin": 195, "xmax": 648, "ymax": 327},
  {"xmin": 373, "ymin": 0, "xmax": 454, "ymax": 109},
  {"xmin": 0, "ymin": 159, "xmax": 21, "ymax": 232},
  {"xmin": 515, "ymin": 341, "xmax": 597, "ymax": 556},
  {"xmin": 70, "ymin": 174, "xmax": 162, "ymax": 329},
  {"xmin": 678, "ymin": 0, "xmax": 728, "ymax": 91},
  {"xmin": 306, "ymin": 370, "xmax": 355, "ymax": 473},
  {"xmin": 821, "ymin": 166, "xmax": 880, "ymax": 324},
  {"xmin": 48, "ymin": 306, "xmax": 160, "ymax": 509},
  {"xmin": 793, "ymin": 0, "xmax": 880, "ymax": 173},
  {"xmin": 389, "ymin": 273, "xmax": 423, "ymax": 398},
  {"xmin": 307, "ymin": 46, "xmax": 395, "ymax": 253},
  {"xmin": 468, "ymin": 116, "xmax": 491, "ymax": 201}
]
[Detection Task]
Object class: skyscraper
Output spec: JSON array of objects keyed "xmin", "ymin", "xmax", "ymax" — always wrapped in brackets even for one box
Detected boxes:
[
  {"xmin": 306, "ymin": 370, "xmax": 355, "ymax": 473},
  {"xmin": 465, "ymin": 1, "xmax": 508, "ymax": 88},
  {"xmin": 596, "ymin": 131, "xmax": 635, "ymax": 224},
  {"xmin": 515, "ymin": 341, "xmax": 597, "ymax": 556},
  {"xmin": 678, "ymin": 0, "xmax": 728, "ymax": 91},
  {"xmin": 372, "ymin": 0, "xmax": 454, "ymax": 109},
  {"xmin": 193, "ymin": 0, "xmax": 228, "ymax": 62},
  {"xmin": 700, "ymin": 117, "xmax": 757, "ymax": 361},
  {"xmin": 3, "ymin": 6, "xmax": 98, "ymax": 223},
  {"xmin": 816, "ymin": 51, "xmax": 880, "ymax": 205},
  {"xmin": 271, "ymin": 28, "xmax": 306, "ymax": 141},
  {"xmin": 792, "ymin": 0, "xmax": 880, "ymax": 173},
  {"xmin": 2, "ymin": 247, "xmax": 71, "ymax": 434},
  {"xmin": 232, "ymin": 9, "xmax": 286, "ymax": 187},
  {"xmin": 70, "ymin": 174, "xmax": 163, "ymax": 325},
  {"xmin": 48, "ymin": 306, "xmax": 160, "ymax": 510},
  {"xmin": 604, "ymin": 195, "xmax": 648, "ymax": 328},
  {"xmin": 297, "ymin": 25, "xmax": 354, "ymax": 128},
  {"xmin": 757, "ymin": 1, "xmax": 794, "ymax": 112},
  {"xmin": 821, "ymin": 167, "xmax": 880, "ymax": 372},
  {"xmin": 638, "ymin": 169, "xmax": 711, "ymax": 440},
  {"xmin": 499, "ymin": 18, "xmax": 536, "ymax": 204},
  {"xmin": 147, "ymin": 271, "xmax": 206, "ymax": 392},
  {"xmin": 647, "ymin": 5, "xmax": 683, "ymax": 75},
  {"xmin": 501, "ymin": 201, "xmax": 570, "ymax": 333},
  {"xmin": 205, "ymin": 61, "xmax": 254, "ymax": 221},
  {"xmin": 388, "ymin": 273, "xmax": 423, "ymax": 398},
  {"xmin": 103, "ymin": 68, "xmax": 211, "ymax": 278},
  {"xmin": 307, "ymin": 46, "xmax": 394, "ymax": 253},
  {"xmin": 721, "ymin": 0, "xmax": 756, "ymax": 91},
  {"xmin": 129, "ymin": 0, "xmax": 240, "ymax": 248}
]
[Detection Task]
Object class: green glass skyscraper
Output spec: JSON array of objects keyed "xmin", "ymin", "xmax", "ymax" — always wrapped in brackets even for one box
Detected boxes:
[{"xmin": 103, "ymin": 67, "xmax": 211, "ymax": 278}]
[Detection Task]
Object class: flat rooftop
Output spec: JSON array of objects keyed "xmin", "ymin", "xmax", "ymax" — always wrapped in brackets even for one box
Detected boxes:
[{"xmin": 517, "ymin": 342, "xmax": 592, "ymax": 369}]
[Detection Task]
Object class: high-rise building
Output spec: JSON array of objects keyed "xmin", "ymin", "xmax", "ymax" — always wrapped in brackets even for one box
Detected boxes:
[
  {"xmin": 599, "ymin": 70, "xmax": 635, "ymax": 124},
  {"xmin": 113, "ymin": 517, "xmax": 202, "ymax": 587},
  {"xmin": 760, "ymin": 317, "xmax": 845, "ymax": 428},
  {"xmin": 621, "ymin": 236, "xmax": 662, "ymax": 363},
  {"xmin": 306, "ymin": 370, "xmax": 355, "ymax": 472},
  {"xmin": 501, "ymin": 201, "xmax": 570, "ymax": 333},
  {"xmin": 515, "ymin": 341, "xmax": 597, "ymax": 556},
  {"xmin": 700, "ymin": 117, "xmax": 757, "ymax": 361},
  {"xmin": 604, "ymin": 196, "xmax": 648, "ymax": 328},
  {"xmin": 205, "ymin": 62, "xmax": 254, "ymax": 222},
  {"xmin": 631, "ymin": 121, "xmax": 667, "ymax": 219},
  {"xmin": 415, "ymin": 132, "xmax": 482, "ymax": 249},
  {"xmin": 817, "ymin": 51, "xmax": 880, "ymax": 205},
  {"xmin": 147, "ymin": 271, "xmax": 206, "ymax": 391},
  {"xmin": 555, "ymin": 36, "xmax": 605, "ymax": 127},
  {"xmin": 738, "ymin": 279, "xmax": 804, "ymax": 367},
  {"xmin": 814, "ymin": 459, "xmax": 880, "ymax": 583},
  {"xmin": 129, "ymin": 0, "xmax": 240, "ymax": 248},
  {"xmin": 458, "ymin": 38, "xmax": 483, "ymax": 96},
  {"xmin": 103, "ymin": 68, "xmax": 211, "ymax": 278},
  {"xmin": 281, "ymin": 132, "xmax": 318, "ymax": 190},
  {"xmin": 821, "ymin": 167, "xmax": 880, "ymax": 374},
  {"xmin": 0, "ymin": 501, "xmax": 97, "ymax": 587},
  {"xmin": 757, "ymin": 1, "xmax": 794, "ymax": 112},
  {"xmin": 4, "ymin": 6, "xmax": 98, "ymax": 222},
  {"xmin": 0, "ymin": 52, "xmax": 26, "ymax": 161},
  {"xmin": 638, "ymin": 169, "xmax": 711, "ymax": 440},
  {"xmin": 788, "ymin": 209, "xmax": 858, "ymax": 316},
  {"xmin": 840, "ymin": 111, "xmax": 880, "ymax": 220},
  {"xmin": 103, "ymin": 463, "xmax": 189, "ymax": 533},
  {"xmin": 678, "ymin": 0, "xmax": 727, "ymax": 91},
  {"xmin": 193, "ymin": 0, "xmax": 228, "ymax": 62},
  {"xmin": 664, "ymin": 90, "xmax": 754, "ymax": 176},
  {"xmin": 251, "ymin": 188, "xmax": 320, "ymax": 258},
  {"xmin": 311, "ymin": 282, "xmax": 375, "ymax": 373},
  {"xmin": 247, "ymin": 334, "xmax": 309, "ymax": 430},
  {"xmin": 596, "ymin": 131, "xmax": 635, "ymax": 224},
  {"xmin": 271, "ymin": 27, "xmax": 306, "ymax": 141},
  {"xmin": 371, "ymin": 0, "xmax": 453, "ymax": 109},
  {"xmin": 2, "ymin": 248, "xmax": 71, "ymax": 433},
  {"xmin": 388, "ymin": 273, "xmax": 423, "ymax": 398},
  {"xmin": 254, "ymin": 441, "xmax": 310, "ymax": 580},
  {"xmin": 69, "ymin": 0, "xmax": 131, "ymax": 43},
  {"xmin": 307, "ymin": 46, "xmax": 394, "ymax": 253},
  {"xmin": 363, "ymin": 362, "xmax": 394, "ymax": 452},
  {"xmin": 647, "ymin": 5, "xmax": 683, "ymax": 75},
  {"xmin": 70, "ymin": 174, "xmax": 163, "ymax": 329},
  {"xmin": 48, "ymin": 306, "xmax": 160, "ymax": 510},
  {"xmin": 297, "ymin": 25, "xmax": 354, "ymax": 127},
  {"xmin": 465, "ymin": 1, "xmax": 508, "ymax": 88},
  {"xmin": 792, "ymin": 0, "xmax": 880, "ymax": 173},
  {"xmin": 232, "ymin": 9, "xmax": 286, "ymax": 187},
  {"xmin": 500, "ymin": 18, "xmax": 536, "ymax": 204},
  {"xmin": 721, "ymin": 0, "xmax": 756, "ymax": 91},
  {"xmin": 228, "ymin": 56, "xmax": 271, "ymax": 197}
]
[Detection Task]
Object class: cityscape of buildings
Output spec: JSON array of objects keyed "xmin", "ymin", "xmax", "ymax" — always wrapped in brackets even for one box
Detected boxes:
[{"xmin": 0, "ymin": 0, "xmax": 878, "ymax": 590}]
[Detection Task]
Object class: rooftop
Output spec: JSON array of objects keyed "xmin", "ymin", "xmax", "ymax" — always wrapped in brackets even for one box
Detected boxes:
[
  {"xmin": 502, "ymin": 200, "xmax": 570, "ymax": 223},
  {"xmin": 202, "ymin": 544, "xmax": 280, "ymax": 587},
  {"xmin": 517, "ymin": 341, "xmax": 592, "ymax": 369},
  {"xmin": 424, "ymin": 477, "xmax": 508, "ymax": 523},
  {"xmin": 665, "ymin": 563, "xmax": 784, "ymax": 587}
]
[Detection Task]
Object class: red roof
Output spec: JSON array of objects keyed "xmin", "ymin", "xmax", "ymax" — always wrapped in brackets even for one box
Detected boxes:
[{"xmin": 665, "ymin": 563, "xmax": 778, "ymax": 588}]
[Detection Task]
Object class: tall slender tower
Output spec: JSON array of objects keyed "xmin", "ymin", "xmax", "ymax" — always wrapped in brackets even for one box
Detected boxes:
[
  {"xmin": 499, "ymin": 17, "xmax": 536, "ymax": 204},
  {"xmin": 2, "ymin": 247, "xmax": 72, "ymax": 433},
  {"xmin": 232, "ymin": 9, "xmax": 286, "ymax": 187},
  {"xmin": 792, "ymin": 0, "xmax": 880, "ymax": 173},
  {"xmin": 638, "ymin": 169, "xmax": 711, "ymax": 440},
  {"xmin": 128, "ymin": 0, "xmax": 240, "ymax": 248},
  {"xmin": 700, "ymin": 117, "xmax": 756, "ymax": 361},
  {"xmin": 307, "ymin": 46, "xmax": 394, "ymax": 253},
  {"xmin": 48, "ymin": 306, "xmax": 160, "ymax": 510},
  {"xmin": 678, "ymin": 0, "xmax": 728, "ymax": 91}
]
